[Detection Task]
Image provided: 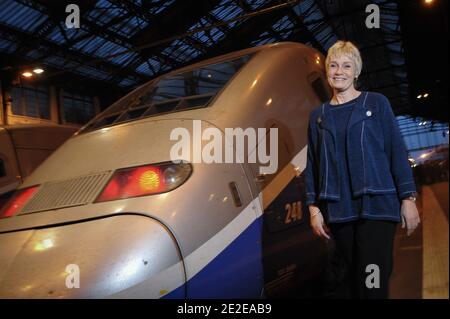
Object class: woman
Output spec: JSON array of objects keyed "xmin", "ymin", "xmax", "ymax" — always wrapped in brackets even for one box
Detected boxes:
[{"xmin": 305, "ymin": 40, "xmax": 420, "ymax": 299}]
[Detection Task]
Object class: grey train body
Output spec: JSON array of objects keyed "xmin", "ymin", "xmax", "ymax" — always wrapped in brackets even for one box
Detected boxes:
[{"xmin": 0, "ymin": 42, "xmax": 331, "ymax": 298}]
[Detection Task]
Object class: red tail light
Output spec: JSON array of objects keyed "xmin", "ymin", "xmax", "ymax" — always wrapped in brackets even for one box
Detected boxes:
[
  {"xmin": 96, "ymin": 162, "xmax": 192, "ymax": 203},
  {"xmin": 0, "ymin": 186, "xmax": 39, "ymax": 219}
]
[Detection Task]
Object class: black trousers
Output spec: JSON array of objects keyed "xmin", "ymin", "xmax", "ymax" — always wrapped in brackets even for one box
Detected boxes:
[{"xmin": 325, "ymin": 219, "xmax": 397, "ymax": 299}]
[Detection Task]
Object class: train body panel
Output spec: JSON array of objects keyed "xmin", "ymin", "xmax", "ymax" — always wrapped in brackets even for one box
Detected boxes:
[
  {"xmin": 0, "ymin": 42, "xmax": 331, "ymax": 298},
  {"xmin": 0, "ymin": 215, "xmax": 185, "ymax": 298}
]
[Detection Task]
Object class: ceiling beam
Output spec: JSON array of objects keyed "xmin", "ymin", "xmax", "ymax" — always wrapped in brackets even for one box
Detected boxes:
[{"xmin": 0, "ymin": 23, "xmax": 148, "ymax": 85}]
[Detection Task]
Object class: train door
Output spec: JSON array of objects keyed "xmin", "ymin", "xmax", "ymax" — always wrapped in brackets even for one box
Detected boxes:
[
  {"xmin": 241, "ymin": 120, "xmax": 295, "ymax": 298},
  {"xmin": 255, "ymin": 72, "xmax": 332, "ymax": 298},
  {"xmin": 255, "ymin": 123, "xmax": 325, "ymax": 297}
]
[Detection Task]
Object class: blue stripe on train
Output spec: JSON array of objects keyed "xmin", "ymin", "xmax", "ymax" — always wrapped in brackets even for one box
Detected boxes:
[{"xmin": 164, "ymin": 216, "xmax": 263, "ymax": 299}]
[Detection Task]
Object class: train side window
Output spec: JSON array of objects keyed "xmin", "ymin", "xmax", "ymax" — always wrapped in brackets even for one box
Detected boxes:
[
  {"xmin": 0, "ymin": 159, "xmax": 6, "ymax": 178},
  {"xmin": 311, "ymin": 77, "xmax": 330, "ymax": 103}
]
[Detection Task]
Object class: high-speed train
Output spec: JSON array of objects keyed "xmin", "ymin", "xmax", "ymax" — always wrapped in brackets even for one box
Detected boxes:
[{"xmin": 0, "ymin": 42, "xmax": 333, "ymax": 298}]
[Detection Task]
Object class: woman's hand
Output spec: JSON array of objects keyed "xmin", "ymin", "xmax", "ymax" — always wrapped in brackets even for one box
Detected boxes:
[
  {"xmin": 309, "ymin": 205, "xmax": 331, "ymax": 240},
  {"xmin": 401, "ymin": 199, "xmax": 420, "ymax": 236}
]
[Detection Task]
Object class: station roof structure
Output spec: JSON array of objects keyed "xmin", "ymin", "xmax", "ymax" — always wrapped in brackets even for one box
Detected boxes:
[{"xmin": 0, "ymin": 0, "xmax": 447, "ymax": 123}]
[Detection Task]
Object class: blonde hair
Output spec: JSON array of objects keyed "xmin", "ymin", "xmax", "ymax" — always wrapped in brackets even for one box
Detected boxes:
[{"xmin": 325, "ymin": 40, "xmax": 362, "ymax": 78}]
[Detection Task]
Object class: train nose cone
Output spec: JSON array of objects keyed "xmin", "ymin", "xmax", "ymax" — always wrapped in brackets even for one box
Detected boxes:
[{"xmin": 0, "ymin": 215, "xmax": 185, "ymax": 298}]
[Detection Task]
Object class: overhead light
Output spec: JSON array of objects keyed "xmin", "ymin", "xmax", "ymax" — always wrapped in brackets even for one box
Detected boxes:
[
  {"xmin": 423, "ymin": 93, "xmax": 429, "ymax": 98},
  {"xmin": 33, "ymin": 68, "xmax": 44, "ymax": 74},
  {"xmin": 424, "ymin": 0, "xmax": 434, "ymax": 4},
  {"xmin": 417, "ymin": 94, "xmax": 422, "ymax": 99},
  {"xmin": 22, "ymin": 72, "xmax": 33, "ymax": 78}
]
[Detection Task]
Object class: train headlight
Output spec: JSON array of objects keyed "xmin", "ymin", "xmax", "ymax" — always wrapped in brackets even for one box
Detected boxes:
[
  {"xmin": 163, "ymin": 164, "xmax": 192, "ymax": 186},
  {"xmin": 95, "ymin": 162, "xmax": 192, "ymax": 203}
]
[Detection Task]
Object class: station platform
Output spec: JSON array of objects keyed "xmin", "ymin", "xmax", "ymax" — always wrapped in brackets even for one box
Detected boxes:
[{"xmin": 390, "ymin": 181, "xmax": 449, "ymax": 299}]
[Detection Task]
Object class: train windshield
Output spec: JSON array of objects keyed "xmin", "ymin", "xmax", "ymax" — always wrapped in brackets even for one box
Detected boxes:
[{"xmin": 81, "ymin": 54, "xmax": 253, "ymax": 133}]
